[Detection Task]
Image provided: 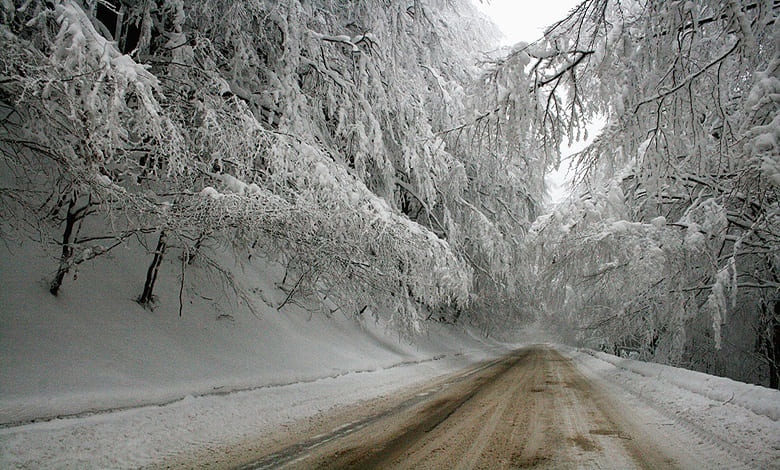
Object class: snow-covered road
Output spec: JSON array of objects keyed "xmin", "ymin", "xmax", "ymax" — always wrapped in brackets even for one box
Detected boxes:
[
  {"xmin": 222, "ymin": 346, "xmax": 774, "ymax": 469},
  {"xmin": 0, "ymin": 350, "xmax": 500, "ymax": 468},
  {"xmin": 1, "ymin": 345, "xmax": 777, "ymax": 469}
]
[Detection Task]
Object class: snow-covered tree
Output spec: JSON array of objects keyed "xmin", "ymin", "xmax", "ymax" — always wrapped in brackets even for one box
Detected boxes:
[
  {"xmin": 1, "ymin": 0, "xmax": 547, "ymax": 334},
  {"xmin": 508, "ymin": 0, "xmax": 778, "ymax": 386},
  {"xmin": 0, "ymin": 1, "xmax": 184, "ymax": 295}
]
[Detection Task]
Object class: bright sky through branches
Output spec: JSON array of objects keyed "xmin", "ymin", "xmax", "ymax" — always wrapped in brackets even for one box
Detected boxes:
[
  {"xmin": 473, "ymin": 0, "xmax": 582, "ymax": 45},
  {"xmin": 473, "ymin": 0, "xmax": 589, "ymax": 204}
]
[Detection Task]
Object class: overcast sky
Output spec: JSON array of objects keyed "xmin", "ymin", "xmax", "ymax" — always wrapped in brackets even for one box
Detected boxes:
[
  {"xmin": 473, "ymin": 0, "xmax": 588, "ymax": 204},
  {"xmin": 473, "ymin": 0, "xmax": 582, "ymax": 45}
]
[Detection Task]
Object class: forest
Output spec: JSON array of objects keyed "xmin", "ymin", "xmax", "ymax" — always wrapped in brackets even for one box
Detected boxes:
[{"xmin": 0, "ymin": 0, "xmax": 777, "ymax": 388}]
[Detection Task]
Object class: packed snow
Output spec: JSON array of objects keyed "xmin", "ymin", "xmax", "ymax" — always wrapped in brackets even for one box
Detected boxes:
[
  {"xmin": 0, "ymin": 235, "xmax": 511, "ymax": 467},
  {"xmin": 562, "ymin": 346, "xmax": 780, "ymax": 469},
  {"xmin": 0, "ymin": 237, "xmax": 776, "ymax": 468}
]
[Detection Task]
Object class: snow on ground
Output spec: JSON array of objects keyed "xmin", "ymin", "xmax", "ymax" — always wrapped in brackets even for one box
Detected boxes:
[
  {"xmin": 2, "ymin": 237, "xmax": 778, "ymax": 468},
  {"xmin": 0, "ymin": 235, "xmax": 511, "ymax": 468},
  {"xmin": 562, "ymin": 346, "xmax": 780, "ymax": 469},
  {"xmin": 581, "ymin": 349, "xmax": 780, "ymax": 420},
  {"xmin": 0, "ymin": 353, "xmax": 503, "ymax": 468},
  {"xmin": 0, "ymin": 235, "xmax": 503, "ymax": 426}
]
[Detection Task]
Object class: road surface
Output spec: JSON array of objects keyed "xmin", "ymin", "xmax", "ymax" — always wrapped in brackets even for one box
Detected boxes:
[{"xmin": 218, "ymin": 345, "xmax": 753, "ymax": 469}]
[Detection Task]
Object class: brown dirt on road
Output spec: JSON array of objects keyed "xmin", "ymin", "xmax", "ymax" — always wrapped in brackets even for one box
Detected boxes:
[{"xmin": 293, "ymin": 346, "xmax": 677, "ymax": 469}]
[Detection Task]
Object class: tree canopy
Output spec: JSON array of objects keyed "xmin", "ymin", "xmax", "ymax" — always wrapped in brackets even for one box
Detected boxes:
[
  {"xmin": 0, "ymin": 0, "xmax": 776, "ymax": 385},
  {"xmin": 0, "ymin": 0, "xmax": 542, "ymax": 333},
  {"xmin": 509, "ymin": 0, "xmax": 778, "ymax": 386}
]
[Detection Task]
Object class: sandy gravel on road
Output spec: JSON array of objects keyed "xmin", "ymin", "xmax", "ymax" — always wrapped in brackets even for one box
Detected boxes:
[
  {"xmin": 297, "ymin": 347, "xmax": 681, "ymax": 469},
  {"xmin": 168, "ymin": 346, "xmax": 760, "ymax": 469},
  {"xmin": 274, "ymin": 346, "xmax": 757, "ymax": 469}
]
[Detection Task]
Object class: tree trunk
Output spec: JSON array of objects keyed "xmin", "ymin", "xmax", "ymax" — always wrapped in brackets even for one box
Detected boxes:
[
  {"xmin": 770, "ymin": 301, "xmax": 779, "ymax": 390},
  {"xmin": 759, "ymin": 299, "xmax": 780, "ymax": 390},
  {"xmin": 50, "ymin": 198, "xmax": 82, "ymax": 296},
  {"xmin": 186, "ymin": 231, "xmax": 206, "ymax": 265},
  {"xmin": 138, "ymin": 231, "xmax": 167, "ymax": 307}
]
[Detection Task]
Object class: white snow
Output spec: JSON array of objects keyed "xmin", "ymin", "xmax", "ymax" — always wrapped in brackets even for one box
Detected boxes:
[
  {"xmin": 219, "ymin": 173, "xmax": 248, "ymax": 195},
  {"xmin": 684, "ymin": 221, "xmax": 705, "ymax": 248},
  {"xmin": 637, "ymin": 137, "xmax": 652, "ymax": 157},
  {"xmin": 0, "ymin": 213, "xmax": 777, "ymax": 469},
  {"xmin": 199, "ymin": 186, "xmax": 222, "ymax": 199},
  {"xmin": 574, "ymin": 348, "xmax": 780, "ymax": 421},
  {"xmin": 0, "ymin": 236, "xmax": 509, "ymax": 468},
  {"xmin": 650, "ymin": 215, "xmax": 666, "ymax": 228},
  {"xmin": 54, "ymin": 1, "xmax": 158, "ymax": 91},
  {"xmin": 0, "ymin": 352, "xmax": 502, "ymax": 469},
  {"xmin": 561, "ymin": 346, "xmax": 780, "ymax": 468},
  {"xmin": 94, "ymin": 173, "xmax": 112, "ymax": 186}
]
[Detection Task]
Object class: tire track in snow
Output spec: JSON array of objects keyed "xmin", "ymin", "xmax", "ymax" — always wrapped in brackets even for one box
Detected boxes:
[
  {"xmin": 566, "ymin": 348, "xmax": 764, "ymax": 469},
  {"xmin": 271, "ymin": 346, "xmax": 713, "ymax": 469}
]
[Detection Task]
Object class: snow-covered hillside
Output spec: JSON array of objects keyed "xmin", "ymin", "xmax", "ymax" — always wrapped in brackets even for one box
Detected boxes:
[
  {"xmin": 0, "ymin": 236, "xmax": 510, "ymax": 427},
  {"xmin": 0, "ymin": 229, "xmax": 522, "ymax": 467},
  {"xmin": 0, "ymin": 0, "xmax": 777, "ymax": 466}
]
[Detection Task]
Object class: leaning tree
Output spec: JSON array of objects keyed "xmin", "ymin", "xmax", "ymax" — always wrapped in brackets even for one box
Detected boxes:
[{"xmin": 497, "ymin": 0, "xmax": 778, "ymax": 386}]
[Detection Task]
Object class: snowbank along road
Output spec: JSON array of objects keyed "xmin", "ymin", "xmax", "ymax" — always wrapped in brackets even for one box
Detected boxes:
[{"xmin": 234, "ymin": 345, "xmax": 761, "ymax": 469}]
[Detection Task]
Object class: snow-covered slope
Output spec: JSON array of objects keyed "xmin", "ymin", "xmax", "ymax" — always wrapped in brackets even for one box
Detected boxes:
[
  {"xmin": 562, "ymin": 346, "xmax": 780, "ymax": 468},
  {"xmin": 0, "ymin": 236, "xmax": 508, "ymax": 427},
  {"xmin": 3, "ymin": 237, "xmax": 777, "ymax": 469},
  {"xmin": 578, "ymin": 349, "xmax": 780, "ymax": 421}
]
